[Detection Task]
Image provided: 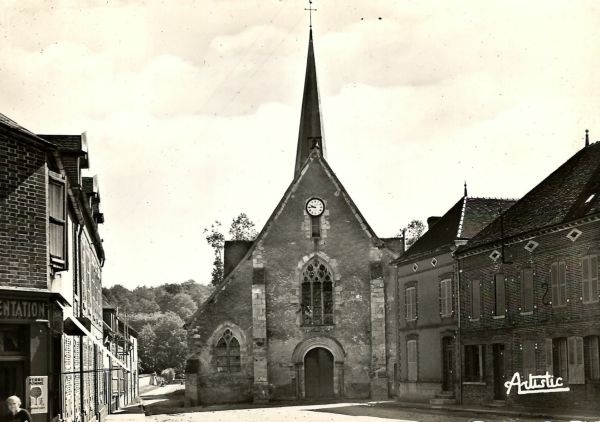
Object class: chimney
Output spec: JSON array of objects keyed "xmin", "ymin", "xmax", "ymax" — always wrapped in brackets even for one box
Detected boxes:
[{"xmin": 427, "ymin": 216, "xmax": 441, "ymax": 230}]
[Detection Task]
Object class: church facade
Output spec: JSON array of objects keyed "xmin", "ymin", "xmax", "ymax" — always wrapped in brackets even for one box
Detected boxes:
[{"xmin": 184, "ymin": 30, "xmax": 403, "ymax": 405}]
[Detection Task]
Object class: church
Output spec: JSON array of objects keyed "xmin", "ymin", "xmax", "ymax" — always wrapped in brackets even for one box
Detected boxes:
[{"xmin": 184, "ymin": 28, "xmax": 403, "ymax": 405}]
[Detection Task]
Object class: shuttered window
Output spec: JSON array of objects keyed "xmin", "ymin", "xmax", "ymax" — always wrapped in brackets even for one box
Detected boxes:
[
  {"xmin": 406, "ymin": 287, "xmax": 417, "ymax": 321},
  {"xmin": 551, "ymin": 261, "xmax": 567, "ymax": 306},
  {"xmin": 522, "ymin": 341, "xmax": 536, "ymax": 376},
  {"xmin": 49, "ymin": 172, "xmax": 67, "ymax": 267},
  {"xmin": 552, "ymin": 338, "xmax": 568, "ymax": 381},
  {"xmin": 471, "ymin": 280, "xmax": 481, "ymax": 320},
  {"xmin": 584, "ymin": 336, "xmax": 600, "ymax": 381},
  {"xmin": 407, "ymin": 339, "xmax": 418, "ymax": 381},
  {"xmin": 494, "ymin": 274, "xmax": 505, "ymax": 316},
  {"xmin": 521, "ymin": 268, "xmax": 534, "ymax": 312},
  {"xmin": 582, "ymin": 255, "xmax": 599, "ymax": 304},
  {"xmin": 567, "ymin": 337, "xmax": 585, "ymax": 384},
  {"xmin": 440, "ymin": 279, "xmax": 452, "ymax": 317}
]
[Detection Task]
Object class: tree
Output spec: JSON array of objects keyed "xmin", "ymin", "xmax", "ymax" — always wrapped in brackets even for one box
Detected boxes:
[
  {"xmin": 229, "ymin": 212, "xmax": 258, "ymax": 241},
  {"xmin": 159, "ymin": 292, "xmax": 198, "ymax": 321},
  {"xmin": 401, "ymin": 219, "xmax": 426, "ymax": 249},
  {"xmin": 138, "ymin": 324, "xmax": 157, "ymax": 372},
  {"xmin": 204, "ymin": 221, "xmax": 225, "ymax": 286},
  {"xmin": 153, "ymin": 312, "xmax": 188, "ymax": 373}
]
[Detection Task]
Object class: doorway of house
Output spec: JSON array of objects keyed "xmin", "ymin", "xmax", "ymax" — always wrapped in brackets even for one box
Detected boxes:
[
  {"xmin": 304, "ymin": 347, "xmax": 334, "ymax": 399},
  {"xmin": 0, "ymin": 361, "xmax": 25, "ymax": 412},
  {"xmin": 442, "ymin": 336, "xmax": 455, "ymax": 391},
  {"xmin": 493, "ymin": 343, "xmax": 506, "ymax": 400}
]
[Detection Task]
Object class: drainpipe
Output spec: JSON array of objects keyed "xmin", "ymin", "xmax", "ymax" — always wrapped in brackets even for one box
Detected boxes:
[{"xmin": 456, "ymin": 255, "xmax": 463, "ymax": 405}]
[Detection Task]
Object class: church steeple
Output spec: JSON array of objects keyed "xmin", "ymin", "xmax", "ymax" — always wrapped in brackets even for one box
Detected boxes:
[{"xmin": 294, "ymin": 29, "xmax": 324, "ymax": 177}]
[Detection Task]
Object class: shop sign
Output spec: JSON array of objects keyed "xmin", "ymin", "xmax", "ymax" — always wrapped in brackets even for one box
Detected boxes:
[
  {"xmin": 0, "ymin": 299, "xmax": 48, "ymax": 320},
  {"xmin": 27, "ymin": 376, "xmax": 48, "ymax": 414}
]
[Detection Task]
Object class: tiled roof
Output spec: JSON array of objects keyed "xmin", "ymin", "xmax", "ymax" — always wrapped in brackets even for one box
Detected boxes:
[
  {"xmin": 393, "ymin": 196, "xmax": 516, "ymax": 264},
  {"xmin": 462, "ymin": 141, "xmax": 600, "ymax": 252},
  {"xmin": 0, "ymin": 113, "xmax": 54, "ymax": 148}
]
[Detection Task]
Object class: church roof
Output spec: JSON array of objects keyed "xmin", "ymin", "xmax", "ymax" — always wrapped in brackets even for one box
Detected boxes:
[
  {"xmin": 295, "ymin": 29, "xmax": 324, "ymax": 177},
  {"xmin": 459, "ymin": 141, "xmax": 600, "ymax": 254},
  {"xmin": 393, "ymin": 196, "xmax": 516, "ymax": 265}
]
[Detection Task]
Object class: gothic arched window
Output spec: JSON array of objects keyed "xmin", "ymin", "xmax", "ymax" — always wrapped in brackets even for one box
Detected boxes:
[
  {"xmin": 215, "ymin": 329, "xmax": 241, "ymax": 373},
  {"xmin": 301, "ymin": 258, "xmax": 333, "ymax": 325}
]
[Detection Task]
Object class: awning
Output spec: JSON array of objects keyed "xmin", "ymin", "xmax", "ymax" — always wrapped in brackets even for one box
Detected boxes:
[{"xmin": 65, "ymin": 314, "xmax": 129, "ymax": 371}]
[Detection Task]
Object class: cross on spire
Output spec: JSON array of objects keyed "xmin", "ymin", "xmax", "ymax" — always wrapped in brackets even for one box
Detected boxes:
[{"xmin": 305, "ymin": 0, "xmax": 316, "ymax": 28}]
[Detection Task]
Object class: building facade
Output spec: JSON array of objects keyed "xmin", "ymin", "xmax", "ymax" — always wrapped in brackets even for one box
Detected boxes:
[
  {"xmin": 103, "ymin": 302, "xmax": 139, "ymax": 413},
  {"xmin": 456, "ymin": 140, "xmax": 600, "ymax": 410},
  {"xmin": 184, "ymin": 30, "xmax": 403, "ymax": 406},
  {"xmin": 0, "ymin": 113, "xmax": 137, "ymax": 421},
  {"xmin": 393, "ymin": 195, "xmax": 515, "ymax": 404}
]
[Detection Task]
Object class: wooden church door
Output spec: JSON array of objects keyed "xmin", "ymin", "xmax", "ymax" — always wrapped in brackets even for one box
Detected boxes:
[{"xmin": 304, "ymin": 347, "xmax": 334, "ymax": 399}]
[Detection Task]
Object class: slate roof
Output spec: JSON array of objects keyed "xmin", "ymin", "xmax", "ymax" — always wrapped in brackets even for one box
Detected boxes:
[
  {"xmin": 461, "ymin": 141, "xmax": 600, "ymax": 253},
  {"xmin": 393, "ymin": 196, "xmax": 516, "ymax": 265},
  {"xmin": 0, "ymin": 112, "xmax": 54, "ymax": 146}
]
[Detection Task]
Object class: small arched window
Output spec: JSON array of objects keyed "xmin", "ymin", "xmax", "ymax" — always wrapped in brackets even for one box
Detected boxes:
[
  {"xmin": 301, "ymin": 258, "xmax": 333, "ymax": 325},
  {"xmin": 215, "ymin": 329, "xmax": 241, "ymax": 373}
]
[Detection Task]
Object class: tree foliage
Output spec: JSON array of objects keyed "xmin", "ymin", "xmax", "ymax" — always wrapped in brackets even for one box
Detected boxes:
[
  {"xmin": 102, "ymin": 280, "xmax": 213, "ymax": 373},
  {"xmin": 229, "ymin": 213, "xmax": 258, "ymax": 241},
  {"xmin": 400, "ymin": 219, "xmax": 426, "ymax": 249},
  {"xmin": 204, "ymin": 213, "xmax": 258, "ymax": 286}
]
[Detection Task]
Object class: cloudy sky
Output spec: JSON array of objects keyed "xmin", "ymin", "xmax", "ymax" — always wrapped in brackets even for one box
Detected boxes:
[{"xmin": 1, "ymin": 1, "xmax": 599, "ymax": 289}]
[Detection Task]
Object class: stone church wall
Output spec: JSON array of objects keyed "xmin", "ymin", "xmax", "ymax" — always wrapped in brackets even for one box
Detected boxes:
[{"xmin": 185, "ymin": 258, "xmax": 254, "ymax": 406}]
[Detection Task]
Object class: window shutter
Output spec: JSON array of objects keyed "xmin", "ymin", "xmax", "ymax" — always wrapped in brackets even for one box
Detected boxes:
[
  {"xmin": 568, "ymin": 337, "xmax": 585, "ymax": 384},
  {"xmin": 559, "ymin": 261, "xmax": 567, "ymax": 306},
  {"xmin": 545, "ymin": 338, "xmax": 553, "ymax": 375},
  {"xmin": 522, "ymin": 268, "xmax": 533, "ymax": 312},
  {"xmin": 439, "ymin": 280, "xmax": 443, "ymax": 317},
  {"xmin": 472, "ymin": 280, "xmax": 481, "ymax": 319},
  {"xmin": 495, "ymin": 274, "xmax": 505, "ymax": 316},
  {"xmin": 591, "ymin": 256, "xmax": 599, "ymax": 302},
  {"xmin": 582, "ymin": 256, "xmax": 591, "ymax": 303},
  {"xmin": 445, "ymin": 280, "xmax": 452, "ymax": 316},
  {"xmin": 551, "ymin": 263, "xmax": 559, "ymax": 306},
  {"xmin": 48, "ymin": 173, "xmax": 67, "ymax": 266},
  {"xmin": 407, "ymin": 340, "xmax": 417, "ymax": 381},
  {"xmin": 523, "ymin": 341, "xmax": 536, "ymax": 376}
]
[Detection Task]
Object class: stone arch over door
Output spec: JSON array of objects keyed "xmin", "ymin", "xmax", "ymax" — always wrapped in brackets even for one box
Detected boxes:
[{"xmin": 291, "ymin": 336, "xmax": 345, "ymax": 399}]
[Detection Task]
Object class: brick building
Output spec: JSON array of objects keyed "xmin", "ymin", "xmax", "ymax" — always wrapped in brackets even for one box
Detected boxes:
[
  {"xmin": 0, "ymin": 113, "xmax": 135, "ymax": 421},
  {"xmin": 456, "ymin": 138, "xmax": 600, "ymax": 410},
  {"xmin": 184, "ymin": 30, "xmax": 403, "ymax": 405},
  {"xmin": 393, "ymin": 193, "xmax": 515, "ymax": 404},
  {"xmin": 103, "ymin": 300, "xmax": 139, "ymax": 412}
]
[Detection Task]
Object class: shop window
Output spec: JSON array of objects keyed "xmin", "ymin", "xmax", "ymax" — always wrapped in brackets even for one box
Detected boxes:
[{"xmin": 0, "ymin": 326, "xmax": 26, "ymax": 354}]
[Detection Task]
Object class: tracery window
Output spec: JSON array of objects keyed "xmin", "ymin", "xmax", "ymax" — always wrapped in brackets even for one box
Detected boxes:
[
  {"xmin": 215, "ymin": 329, "xmax": 241, "ymax": 373},
  {"xmin": 301, "ymin": 258, "xmax": 333, "ymax": 325}
]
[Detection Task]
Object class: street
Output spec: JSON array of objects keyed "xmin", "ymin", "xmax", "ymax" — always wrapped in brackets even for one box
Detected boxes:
[{"xmin": 141, "ymin": 385, "xmax": 580, "ymax": 422}]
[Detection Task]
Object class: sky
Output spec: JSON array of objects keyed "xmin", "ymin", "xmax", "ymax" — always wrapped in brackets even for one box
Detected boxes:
[{"xmin": 1, "ymin": 1, "xmax": 600, "ymax": 288}]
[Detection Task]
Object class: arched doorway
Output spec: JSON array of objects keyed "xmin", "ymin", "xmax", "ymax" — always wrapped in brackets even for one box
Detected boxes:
[{"xmin": 304, "ymin": 347, "xmax": 334, "ymax": 398}]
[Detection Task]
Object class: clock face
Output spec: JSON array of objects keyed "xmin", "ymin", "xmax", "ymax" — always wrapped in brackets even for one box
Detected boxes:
[{"xmin": 306, "ymin": 198, "xmax": 325, "ymax": 217}]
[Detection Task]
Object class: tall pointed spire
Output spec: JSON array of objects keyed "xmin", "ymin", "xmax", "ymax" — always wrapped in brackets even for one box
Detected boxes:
[{"xmin": 294, "ymin": 29, "xmax": 324, "ymax": 177}]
